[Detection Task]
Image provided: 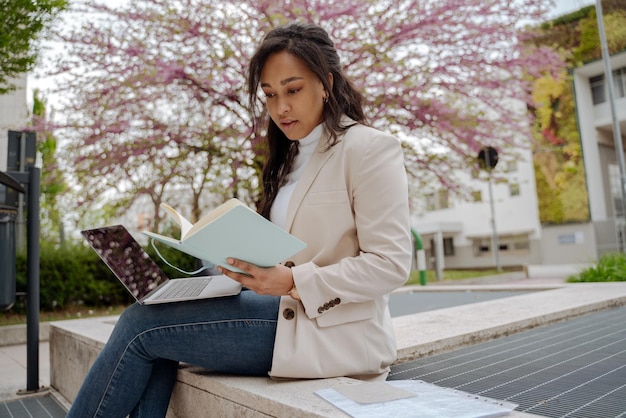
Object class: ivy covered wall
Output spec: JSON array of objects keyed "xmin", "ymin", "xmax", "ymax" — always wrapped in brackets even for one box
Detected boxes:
[{"xmin": 531, "ymin": 3, "xmax": 626, "ymax": 224}]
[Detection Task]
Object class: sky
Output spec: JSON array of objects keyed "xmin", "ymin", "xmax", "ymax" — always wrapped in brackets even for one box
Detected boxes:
[{"xmin": 548, "ymin": 0, "xmax": 596, "ymax": 18}]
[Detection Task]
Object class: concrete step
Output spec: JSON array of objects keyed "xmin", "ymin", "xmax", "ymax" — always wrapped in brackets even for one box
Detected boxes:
[{"xmin": 49, "ymin": 282, "xmax": 626, "ymax": 417}]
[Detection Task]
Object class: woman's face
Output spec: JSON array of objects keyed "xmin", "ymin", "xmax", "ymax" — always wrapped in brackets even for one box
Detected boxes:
[{"xmin": 260, "ymin": 51, "xmax": 327, "ymax": 141}]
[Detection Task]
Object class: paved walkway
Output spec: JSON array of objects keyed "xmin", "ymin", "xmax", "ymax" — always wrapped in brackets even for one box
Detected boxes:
[
  {"xmin": 0, "ymin": 341, "xmax": 50, "ymax": 402},
  {"xmin": 0, "ymin": 273, "xmax": 569, "ymax": 404}
]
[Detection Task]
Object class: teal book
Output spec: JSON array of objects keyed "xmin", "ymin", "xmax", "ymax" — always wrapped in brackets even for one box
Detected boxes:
[{"xmin": 143, "ymin": 198, "xmax": 307, "ymax": 274}]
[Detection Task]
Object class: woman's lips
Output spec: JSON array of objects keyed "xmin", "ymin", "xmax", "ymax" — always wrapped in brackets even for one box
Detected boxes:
[{"xmin": 280, "ymin": 119, "xmax": 298, "ymax": 131}]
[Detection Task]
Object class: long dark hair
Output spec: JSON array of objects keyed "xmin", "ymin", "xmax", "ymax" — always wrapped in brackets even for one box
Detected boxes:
[{"xmin": 247, "ymin": 22, "xmax": 367, "ymax": 218}]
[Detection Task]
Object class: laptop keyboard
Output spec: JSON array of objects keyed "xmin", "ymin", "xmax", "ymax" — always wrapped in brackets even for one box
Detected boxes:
[{"xmin": 155, "ymin": 277, "xmax": 213, "ymax": 299}]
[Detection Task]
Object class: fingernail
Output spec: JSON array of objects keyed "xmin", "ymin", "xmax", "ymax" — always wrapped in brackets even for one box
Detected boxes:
[{"xmin": 227, "ymin": 258, "xmax": 234, "ymax": 265}]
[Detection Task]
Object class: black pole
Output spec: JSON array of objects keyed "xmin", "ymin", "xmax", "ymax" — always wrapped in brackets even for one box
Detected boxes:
[{"xmin": 26, "ymin": 166, "xmax": 40, "ymax": 392}]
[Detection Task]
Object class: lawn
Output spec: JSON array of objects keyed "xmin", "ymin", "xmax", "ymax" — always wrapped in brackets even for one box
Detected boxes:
[
  {"xmin": 0, "ymin": 304, "xmax": 127, "ymax": 326},
  {"xmin": 405, "ymin": 268, "xmax": 513, "ymax": 286}
]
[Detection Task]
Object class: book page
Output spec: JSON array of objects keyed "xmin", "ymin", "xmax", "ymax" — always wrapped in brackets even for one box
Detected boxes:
[
  {"xmin": 185, "ymin": 198, "xmax": 245, "ymax": 239},
  {"xmin": 161, "ymin": 204, "xmax": 194, "ymax": 239}
]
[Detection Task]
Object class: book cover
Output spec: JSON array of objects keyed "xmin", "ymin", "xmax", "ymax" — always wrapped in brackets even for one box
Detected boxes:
[{"xmin": 142, "ymin": 198, "xmax": 307, "ymax": 274}]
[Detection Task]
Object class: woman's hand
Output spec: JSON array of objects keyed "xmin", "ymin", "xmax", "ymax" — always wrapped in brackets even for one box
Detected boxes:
[{"xmin": 218, "ymin": 258, "xmax": 294, "ymax": 296}]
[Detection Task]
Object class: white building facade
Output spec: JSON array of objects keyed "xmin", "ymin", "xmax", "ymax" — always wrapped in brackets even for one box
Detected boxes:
[
  {"xmin": 411, "ymin": 146, "xmax": 543, "ymax": 277},
  {"xmin": 572, "ymin": 49, "xmax": 626, "ymax": 258},
  {"xmin": 0, "ymin": 75, "xmax": 29, "ymax": 173}
]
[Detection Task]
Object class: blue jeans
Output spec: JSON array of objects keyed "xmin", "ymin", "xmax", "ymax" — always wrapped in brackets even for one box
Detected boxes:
[{"xmin": 66, "ymin": 290, "xmax": 280, "ymax": 418}]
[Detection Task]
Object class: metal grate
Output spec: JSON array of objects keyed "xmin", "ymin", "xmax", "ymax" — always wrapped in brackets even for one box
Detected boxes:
[
  {"xmin": 389, "ymin": 305, "xmax": 626, "ymax": 418},
  {"xmin": 0, "ymin": 394, "xmax": 67, "ymax": 418}
]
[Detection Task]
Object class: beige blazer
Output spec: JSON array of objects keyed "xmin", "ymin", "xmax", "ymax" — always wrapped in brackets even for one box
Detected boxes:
[{"xmin": 268, "ymin": 121, "xmax": 412, "ymax": 380}]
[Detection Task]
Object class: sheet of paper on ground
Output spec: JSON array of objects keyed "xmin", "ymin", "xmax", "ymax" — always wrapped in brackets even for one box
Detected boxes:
[{"xmin": 315, "ymin": 380, "xmax": 517, "ymax": 418}]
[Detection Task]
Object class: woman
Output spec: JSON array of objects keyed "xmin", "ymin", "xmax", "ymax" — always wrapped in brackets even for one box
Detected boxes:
[{"xmin": 67, "ymin": 22, "xmax": 411, "ymax": 417}]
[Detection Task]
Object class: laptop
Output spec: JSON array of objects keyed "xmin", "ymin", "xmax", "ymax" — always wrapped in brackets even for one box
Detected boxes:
[{"xmin": 81, "ymin": 225, "xmax": 242, "ymax": 305}]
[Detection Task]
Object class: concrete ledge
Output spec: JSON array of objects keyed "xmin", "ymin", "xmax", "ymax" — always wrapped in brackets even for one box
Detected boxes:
[
  {"xmin": 0, "ymin": 322, "xmax": 50, "ymax": 346},
  {"xmin": 50, "ymin": 283, "xmax": 626, "ymax": 417},
  {"xmin": 169, "ymin": 369, "xmax": 356, "ymax": 417},
  {"xmin": 525, "ymin": 263, "xmax": 592, "ymax": 278},
  {"xmin": 394, "ymin": 282, "xmax": 626, "ymax": 362}
]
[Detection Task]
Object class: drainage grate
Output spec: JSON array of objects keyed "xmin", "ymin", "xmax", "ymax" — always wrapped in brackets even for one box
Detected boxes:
[
  {"xmin": 0, "ymin": 394, "xmax": 67, "ymax": 418},
  {"xmin": 389, "ymin": 305, "xmax": 626, "ymax": 418}
]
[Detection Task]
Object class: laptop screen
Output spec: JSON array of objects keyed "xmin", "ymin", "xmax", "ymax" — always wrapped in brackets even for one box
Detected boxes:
[{"xmin": 82, "ymin": 225, "xmax": 169, "ymax": 301}]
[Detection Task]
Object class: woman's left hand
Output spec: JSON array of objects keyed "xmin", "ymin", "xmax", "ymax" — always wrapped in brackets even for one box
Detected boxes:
[{"xmin": 218, "ymin": 258, "xmax": 294, "ymax": 296}]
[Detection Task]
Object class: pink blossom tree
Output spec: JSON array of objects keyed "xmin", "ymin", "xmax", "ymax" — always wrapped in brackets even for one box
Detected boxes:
[{"xmin": 35, "ymin": 0, "xmax": 562, "ymax": 227}]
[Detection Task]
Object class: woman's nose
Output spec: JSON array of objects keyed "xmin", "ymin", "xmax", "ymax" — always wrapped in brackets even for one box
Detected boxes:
[{"xmin": 277, "ymin": 97, "xmax": 290, "ymax": 115}]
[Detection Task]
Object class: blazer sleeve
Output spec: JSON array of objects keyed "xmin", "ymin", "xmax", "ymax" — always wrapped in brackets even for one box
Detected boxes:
[{"xmin": 291, "ymin": 128, "xmax": 413, "ymax": 319}]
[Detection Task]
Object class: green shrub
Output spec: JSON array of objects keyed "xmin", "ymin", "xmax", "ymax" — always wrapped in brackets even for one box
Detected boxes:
[
  {"xmin": 567, "ymin": 253, "xmax": 626, "ymax": 282},
  {"xmin": 7, "ymin": 239, "xmax": 200, "ymax": 314}
]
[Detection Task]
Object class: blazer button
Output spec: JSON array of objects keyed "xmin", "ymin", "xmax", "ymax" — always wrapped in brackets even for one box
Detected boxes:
[
  {"xmin": 334, "ymin": 298, "xmax": 341, "ymax": 305},
  {"xmin": 283, "ymin": 308, "xmax": 295, "ymax": 320},
  {"xmin": 317, "ymin": 307, "xmax": 324, "ymax": 314}
]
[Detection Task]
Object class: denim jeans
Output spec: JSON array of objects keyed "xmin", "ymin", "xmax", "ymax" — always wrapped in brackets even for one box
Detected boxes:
[{"xmin": 66, "ymin": 290, "xmax": 280, "ymax": 418}]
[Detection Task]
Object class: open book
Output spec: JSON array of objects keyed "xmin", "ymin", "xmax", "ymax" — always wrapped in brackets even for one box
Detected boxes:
[{"xmin": 142, "ymin": 198, "xmax": 307, "ymax": 274}]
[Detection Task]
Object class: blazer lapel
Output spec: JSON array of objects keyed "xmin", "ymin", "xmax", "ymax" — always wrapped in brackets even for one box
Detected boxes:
[{"xmin": 284, "ymin": 131, "xmax": 337, "ymax": 232}]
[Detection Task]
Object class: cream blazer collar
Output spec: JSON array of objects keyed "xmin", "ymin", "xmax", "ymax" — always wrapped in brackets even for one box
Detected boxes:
[{"xmin": 283, "ymin": 116, "xmax": 356, "ymax": 232}]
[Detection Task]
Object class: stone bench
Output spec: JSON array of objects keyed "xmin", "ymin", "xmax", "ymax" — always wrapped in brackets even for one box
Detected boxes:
[{"xmin": 50, "ymin": 283, "xmax": 626, "ymax": 417}]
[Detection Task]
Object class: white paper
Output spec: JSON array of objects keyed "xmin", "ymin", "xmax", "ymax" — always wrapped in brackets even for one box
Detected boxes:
[
  {"xmin": 315, "ymin": 380, "xmax": 517, "ymax": 418},
  {"xmin": 334, "ymin": 381, "xmax": 417, "ymax": 404}
]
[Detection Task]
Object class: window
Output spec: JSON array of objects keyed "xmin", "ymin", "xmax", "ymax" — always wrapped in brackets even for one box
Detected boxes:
[
  {"xmin": 589, "ymin": 67, "xmax": 626, "ymax": 105},
  {"xmin": 425, "ymin": 190, "xmax": 450, "ymax": 211},
  {"xmin": 509, "ymin": 183, "xmax": 520, "ymax": 197},
  {"xmin": 506, "ymin": 160, "xmax": 518, "ymax": 173},
  {"xmin": 590, "ymin": 74, "xmax": 605, "ymax": 104},
  {"xmin": 438, "ymin": 190, "xmax": 449, "ymax": 209},
  {"xmin": 473, "ymin": 238, "xmax": 491, "ymax": 256},
  {"xmin": 614, "ymin": 67, "xmax": 626, "ymax": 98},
  {"xmin": 443, "ymin": 237, "xmax": 455, "ymax": 256},
  {"xmin": 472, "ymin": 234, "xmax": 530, "ymax": 257}
]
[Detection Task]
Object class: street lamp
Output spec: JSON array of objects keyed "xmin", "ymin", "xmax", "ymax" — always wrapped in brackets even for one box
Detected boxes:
[{"xmin": 478, "ymin": 146, "xmax": 502, "ymax": 272}]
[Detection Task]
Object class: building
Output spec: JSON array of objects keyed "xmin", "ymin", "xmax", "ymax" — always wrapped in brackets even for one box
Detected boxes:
[
  {"xmin": 412, "ymin": 50, "xmax": 626, "ymax": 276},
  {"xmin": 0, "ymin": 75, "xmax": 29, "ymax": 174},
  {"xmin": 572, "ymin": 49, "xmax": 626, "ymax": 256},
  {"xmin": 0, "ymin": 75, "xmax": 31, "ymax": 250},
  {"xmin": 411, "ymin": 144, "xmax": 543, "ymax": 278}
]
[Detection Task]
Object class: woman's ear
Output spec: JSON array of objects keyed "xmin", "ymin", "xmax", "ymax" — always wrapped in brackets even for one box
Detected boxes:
[{"xmin": 328, "ymin": 72, "xmax": 334, "ymax": 90}]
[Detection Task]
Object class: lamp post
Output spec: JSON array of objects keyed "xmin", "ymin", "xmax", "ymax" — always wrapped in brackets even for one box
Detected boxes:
[{"xmin": 478, "ymin": 146, "xmax": 502, "ymax": 272}]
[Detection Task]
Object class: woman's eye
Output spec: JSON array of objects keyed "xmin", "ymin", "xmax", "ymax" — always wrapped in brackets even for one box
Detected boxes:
[
  {"xmin": 264, "ymin": 92, "xmax": 275, "ymax": 99},
  {"xmin": 288, "ymin": 89, "xmax": 300, "ymax": 94}
]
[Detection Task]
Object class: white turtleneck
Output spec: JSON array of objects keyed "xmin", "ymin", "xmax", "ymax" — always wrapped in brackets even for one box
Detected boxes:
[{"xmin": 270, "ymin": 124, "xmax": 323, "ymax": 229}]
